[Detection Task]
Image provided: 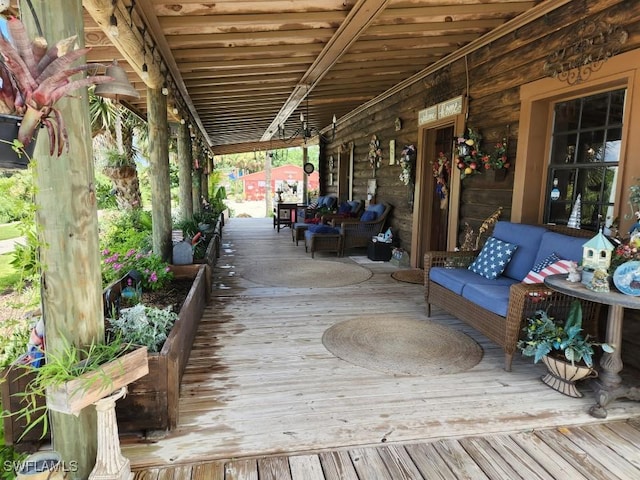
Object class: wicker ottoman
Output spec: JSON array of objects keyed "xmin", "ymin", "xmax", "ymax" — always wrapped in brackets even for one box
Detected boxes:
[
  {"xmin": 304, "ymin": 231, "xmax": 343, "ymax": 258},
  {"xmin": 291, "ymin": 223, "xmax": 310, "ymax": 245}
]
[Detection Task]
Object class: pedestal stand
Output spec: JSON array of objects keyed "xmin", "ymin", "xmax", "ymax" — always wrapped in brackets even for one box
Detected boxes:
[{"xmin": 89, "ymin": 387, "xmax": 133, "ymax": 480}]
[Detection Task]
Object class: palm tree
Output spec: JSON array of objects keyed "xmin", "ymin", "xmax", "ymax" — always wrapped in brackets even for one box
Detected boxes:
[{"xmin": 89, "ymin": 90, "xmax": 143, "ymax": 210}]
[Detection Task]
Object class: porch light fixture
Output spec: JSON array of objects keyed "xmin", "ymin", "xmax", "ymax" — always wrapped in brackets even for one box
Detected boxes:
[{"xmin": 278, "ymin": 94, "xmax": 336, "ymax": 144}]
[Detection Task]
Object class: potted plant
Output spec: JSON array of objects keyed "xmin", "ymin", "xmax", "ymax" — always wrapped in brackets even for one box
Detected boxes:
[
  {"xmin": 0, "ymin": 16, "xmax": 112, "ymax": 162},
  {"xmin": 517, "ymin": 300, "xmax": 613, "ymax": 397},
  {"xmin": 1, "ymin": 336, "xmax": 148, "ymax": 440}
]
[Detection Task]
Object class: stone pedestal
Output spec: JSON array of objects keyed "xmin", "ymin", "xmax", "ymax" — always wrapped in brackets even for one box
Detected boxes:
[{"xmin": 89, "ymin": 387, "xmax": 133, "ymax": 480}]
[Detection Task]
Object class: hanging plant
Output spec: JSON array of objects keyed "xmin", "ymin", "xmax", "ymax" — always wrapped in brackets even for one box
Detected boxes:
[{"xmin": 0, "ymin": 16, "xmax": 113, "ymax": 155}]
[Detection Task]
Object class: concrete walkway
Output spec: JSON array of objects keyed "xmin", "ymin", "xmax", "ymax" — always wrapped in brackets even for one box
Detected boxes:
[{"xmin": 0, "ymin": 237, "xmax": 23, "ymax": 255}]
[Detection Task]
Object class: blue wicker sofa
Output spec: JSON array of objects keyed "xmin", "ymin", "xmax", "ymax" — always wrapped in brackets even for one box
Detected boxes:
[{"xmin": 424, "ymin": 221, "xmax": 600, "ymax": 371}]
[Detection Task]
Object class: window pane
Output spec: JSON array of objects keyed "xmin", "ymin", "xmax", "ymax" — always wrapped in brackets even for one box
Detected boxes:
[
  {"xmin": 577, "ymin": 130, "xmax": 605, "ymax": 163},
  {"xmin": 609, "ymin": 90, "xmax": 626, "ymax": 124},
  {"xmin": 581, "ymin": 93, "xmax": 610, "ymax": 129},
  {"xmin": 554, "ymin": 99, "xmax": 581, "ymax": 131},
  {"xmin": 550, "ymin": 133, "xmax": 577, "ymax": 165}
]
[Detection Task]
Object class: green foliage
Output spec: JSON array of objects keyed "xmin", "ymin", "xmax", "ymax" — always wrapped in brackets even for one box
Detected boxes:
[
  {"xmin": 108, "ymin": 305, "xmax": 178, "ymax": 353},
  {"xmin": 99, "ymin": 209, "xmax": 152, "ymax": 255},
  {"xmin": 9, "ymin": 224, "xmax": 40, "ymax": 292},
  {"xmin": 517, "ymin": 301, "xmax": 613, "ymax": 367},
  {"xmin": 0, "ymin": 318, "xmax": 30, "ymax": 370},
  {"xmin": 103, "ymin": 149, "xmax": 131, "ymax": 168},
  {"xmin": 0, "ymin": 444, "xmax": 26, "ymax": 479},
  {"xmin": 95, "ymin": 174, "xmax": 118, "ymax": 210},
  {"xmin": 0, "ymin": 253, "xmax": 20, "ymax": 292},
  {"xmin": 0, "ymin": 222, "xmax": 20, "ymax": 241},
  {"xmin": 0, "ymin": 170, "xmax": 33, "ymax": 224}
]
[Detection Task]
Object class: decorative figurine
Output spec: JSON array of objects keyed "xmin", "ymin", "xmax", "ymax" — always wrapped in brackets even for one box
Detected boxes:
[
  {"xmin": 587, "ymin": 268, "xmax": 610, "ymax": 293},
  {"xmin": 567, "ymin": 262, "xmax": 581, "ymax": 283}
]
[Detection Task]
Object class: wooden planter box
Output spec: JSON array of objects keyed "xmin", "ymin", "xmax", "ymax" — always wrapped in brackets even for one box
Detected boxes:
[
  {"xmin": 46, "ymin": 346, "xmax": 149, "ymax": 415},
  {"xmin": 114, "ymin": 263, "xmax": 210, "ymax": 433},
  {"xmin": 1, "ymin": 263, "xmax": 210, "ymax": 445}
]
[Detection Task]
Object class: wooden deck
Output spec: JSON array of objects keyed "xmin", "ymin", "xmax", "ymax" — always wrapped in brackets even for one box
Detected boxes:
[{"xmin": 128, "ymin": 217, "xmax": 640, "ymax": 478}]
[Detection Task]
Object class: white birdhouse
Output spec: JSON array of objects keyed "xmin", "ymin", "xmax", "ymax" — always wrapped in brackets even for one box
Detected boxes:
[{"xmin": 582, "ymin": 230, "xmax": 614, "ymax": 271}]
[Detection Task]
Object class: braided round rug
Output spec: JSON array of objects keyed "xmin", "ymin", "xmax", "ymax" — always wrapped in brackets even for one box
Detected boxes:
[
  {"xmin": 391, "ymin": 269, "xmax": 424, "ymax": 284},
  {"xmin": 244, "ymin": 259, "xmax": 372, "ymax": 288},
  {"xmin": 322, "ymin": 316, "xmax": 483, "ymax": 376}
]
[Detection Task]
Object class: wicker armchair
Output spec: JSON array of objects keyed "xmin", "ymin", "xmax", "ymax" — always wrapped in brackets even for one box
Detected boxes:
[
  {"xmin": 424, "ymin": 224, "xmax": 601, "ymax": 371},
  {"xmin": 320, "ymin": 199, "xmax": 364, "ymax": 225},
  {"xmin": 334, "ymin": 202, "xmax": 392, "ymax": 255}
]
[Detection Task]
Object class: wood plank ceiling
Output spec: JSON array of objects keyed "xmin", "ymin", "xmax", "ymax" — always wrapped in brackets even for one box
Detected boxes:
[{"xmin": 81, "ymin": 0, "xmax": 543, "ymax": 155}]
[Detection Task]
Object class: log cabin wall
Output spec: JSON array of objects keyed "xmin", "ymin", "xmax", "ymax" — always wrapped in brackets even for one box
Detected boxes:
[{"xmin": 322, "ymin": 0, "xmax": 640, "ymax": 258}]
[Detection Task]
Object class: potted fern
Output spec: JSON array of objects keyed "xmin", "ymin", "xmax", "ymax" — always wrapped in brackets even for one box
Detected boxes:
[
  {"xmin": 517, "ymin": 300, "xmax": 613, "ymax": 397},
  {"xmin": 0, "ymin": 16, "xmax": 112, "ymax": 166}
]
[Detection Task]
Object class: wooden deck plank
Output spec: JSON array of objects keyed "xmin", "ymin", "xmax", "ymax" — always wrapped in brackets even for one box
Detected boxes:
[
  {"xmin": 404, "ymin": 443, "xmax": 458, "ymax": 480},
  {"xmin": 257, "ymin": 456, "xmax": 293, "ymax": 480},
  {"xmin": 318, "ymin": 450, "xmax": 359, "ymax": 480},
  {"xmin": 556, "ymin": 425, "xmax": 640, "ymax": 479},
  {"xmin": 535, "ymin": 428, "xmax": 629, "ymax": 480},
  {"xmin": 349, "ymin": 447, "xmax": 393, "ymax": 480},
  {"xmin": 509, "ymin": 431, "xmax": 590, "ymax": 480},
  {"xmin": 376, "ymin": 445, "xmax": 425, "ymax": 479},
  {"xmin": 433, "ymin": 439, "xmax": 490, "ymax": 479},
  {"xmin": 458, "ymin": 437, "xmax": 526, "ymax": 479},
  {"xmin": 288, "ymin": 454, "xmax": 325, "ymax": 480},
  {"xmin": 192, "ymin": 461, "xmax": 226, "ymax": 480},
  {"xmin": 133, "ymin": 469, "xmax": 160, "ymax": 480},
  {"xmin": 225, "ymin": 458, "xmax": 258, "ymax": 480},
  {"xmin": 591, "ymin": 421, "xmax": 640, "ymax": 468}
]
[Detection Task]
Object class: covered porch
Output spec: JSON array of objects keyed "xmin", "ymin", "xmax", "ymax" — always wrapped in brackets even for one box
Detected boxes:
[{"xmin": 125, "ymin": 217, "xmax": 640, "ymax": 477}]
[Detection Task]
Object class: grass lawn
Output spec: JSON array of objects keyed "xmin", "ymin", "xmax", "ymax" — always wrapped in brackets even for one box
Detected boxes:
[
  {"xmin": 0, "ymin": 223, "xmax": 20, "ymax": 241},
  {"xmin": 0, "ymin": 253, "xmax": 19, "ymax": 292}
]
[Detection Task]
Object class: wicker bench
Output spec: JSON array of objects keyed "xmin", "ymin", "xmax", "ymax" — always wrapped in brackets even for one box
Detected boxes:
[{"xmin": 424, "ymin": 222, "xmax": 601, "ymax": 371}]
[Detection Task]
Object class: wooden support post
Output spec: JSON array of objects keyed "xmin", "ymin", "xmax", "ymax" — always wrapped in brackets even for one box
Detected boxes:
[
  {"xmin": 147, "ymin": 87, "xmax": 172, "ymax": 262},
  {"xmin": 22, "ymin": 1, "xmax": 102, "ymax": 477},
  {"xmin": 177, "ymin": 123, "xmax": 193, "ymax": 221}
]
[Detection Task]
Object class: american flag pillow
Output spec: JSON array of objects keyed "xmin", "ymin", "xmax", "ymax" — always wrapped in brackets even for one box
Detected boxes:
[{"xmin": 523, "ymin": 253, "xmax": 574, "ymax": 284}]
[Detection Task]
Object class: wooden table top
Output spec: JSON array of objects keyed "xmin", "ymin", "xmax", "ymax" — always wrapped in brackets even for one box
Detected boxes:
[{"xmin": 544, "ymin": 274, "xmax": 640, "ymax": 310}]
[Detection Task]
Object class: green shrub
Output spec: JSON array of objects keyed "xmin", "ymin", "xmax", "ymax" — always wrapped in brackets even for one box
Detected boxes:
[
  {"xmin": 99, "ymin": 209, "xmax": 152, "ymax": 255},
  {"xmin": 108, "ymin": 304, "xmax": 178, "ymax": 352},
  {"xmin": 101, "ymin": 248, "xmax": 173, "ymax": 291}
]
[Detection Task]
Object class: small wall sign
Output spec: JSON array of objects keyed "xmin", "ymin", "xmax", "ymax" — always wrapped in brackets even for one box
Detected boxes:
[{"xmin": 418, "ymin": 95, "xmax": 464, "ymax": 126}]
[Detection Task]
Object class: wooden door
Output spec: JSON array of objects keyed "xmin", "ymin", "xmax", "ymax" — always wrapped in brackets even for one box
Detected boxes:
[{"xmin": 429, "ymin": 126, "xmax": 454, "ymax": 251}]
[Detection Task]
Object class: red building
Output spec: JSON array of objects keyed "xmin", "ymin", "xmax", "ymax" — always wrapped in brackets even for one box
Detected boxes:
[{"xmin": 240, "ymin": 164, "xmax": 319, "ymax": 201}]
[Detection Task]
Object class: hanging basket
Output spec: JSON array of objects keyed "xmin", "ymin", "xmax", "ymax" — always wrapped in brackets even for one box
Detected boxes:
[{"xmin": 0, "ymin": 114, "xmax": 37, "ymax": 170}]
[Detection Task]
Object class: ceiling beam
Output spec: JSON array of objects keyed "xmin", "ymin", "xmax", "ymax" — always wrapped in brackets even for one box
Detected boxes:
[{"xmin": 261, "ymin": 0, "xmax": 391, "ymax": 141}]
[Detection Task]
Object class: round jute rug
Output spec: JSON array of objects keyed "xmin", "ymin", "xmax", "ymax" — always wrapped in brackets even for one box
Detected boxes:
[
  {"xmin": 391, "ymin": 269, "xmax": 424, "ymax": 285},
  {"xmin": 244, "ymin": 259, "xmax": 372, "ymax": 288},
  {"xmin": 322, "ymin": 316, "xmax": 483, "ymax": 376}
]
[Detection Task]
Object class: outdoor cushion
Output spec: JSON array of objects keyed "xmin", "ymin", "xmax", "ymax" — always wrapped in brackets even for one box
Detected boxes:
[
  {"xmin": 360, "ymin": 210, "xmax": 377, "ymax": 222},
  {"xmin": 468, "ymin": 236, "xmax": 518, "ymax": 280},
  {"xmin": 348, "ymin": 201, "xmax": 360, "ymax": 213},
  {"xmin": 338, "ymin": 202, "xmax": 352, "ymax": 214},
  {"xmin": 429, "ymin": 267, "xmax": 516, "ymax": 296},
  {"xmin": 367, "ymin": 203, "xmax": 386, "ymax": 217},
  {"xmin": 492, "ymin": 222, "xmax": 547, "ymax": 281},
  {"xmin": 307, "ymin": 224, "xmax": 340, "ymax": 234},
  {"xmin": 461, "ymin": 283, "xmax": 515, "ymax": 317},
  {"xmin": 533, "ymin": 231, "xmax": 586, "ymax": 265},
  {"xmin": 523, "ymin": 258, "xmax": 574, "ymax": 284}
]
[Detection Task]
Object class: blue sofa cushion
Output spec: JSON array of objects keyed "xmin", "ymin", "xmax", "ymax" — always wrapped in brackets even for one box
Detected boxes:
[
  {"xmin": 492, "ymin": 222, "xmax": 548, "ymax": 281},
  {"xmin": 462, "ymin": 283, "xmax": 515, "ymax": 317},
  {"xmin": 348, "ymin": 201, "xmax": 360, "ymax": 213},
  {"xmin": 337, "ymin": 202, "xmax": 352, "ymax": 214},
  {"xmin": 533, "ymin": 231, "xmax": 586, "ymax": 265},
  {"xmin": 367, "ymin": 203, "xmax": 386, "ymax": 217},
  {"xmin": 430, "ymin": 267, "xmax": 516, "ymax": 296},
  {"xmin": 361, "ymin": 210, "xmax": 377, "ymax": 221},
  {"xmin": 468, "ymin": 236, "xmax": 518, "ymax": 279},
  {"xmin": 307, "ymin": 224, "xmax": 340, "ymax": 234}
]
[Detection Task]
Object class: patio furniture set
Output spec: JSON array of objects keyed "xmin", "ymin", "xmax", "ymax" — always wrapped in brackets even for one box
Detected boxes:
[{"xmin": 282, "ymin": 195, "xmax": 393, "ymax": 258}]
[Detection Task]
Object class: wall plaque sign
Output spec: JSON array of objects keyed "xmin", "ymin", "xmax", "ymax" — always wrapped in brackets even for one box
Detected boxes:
[{"xmin": 418, "ymin": 95, "xmax": 464, "ymax": 126}]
